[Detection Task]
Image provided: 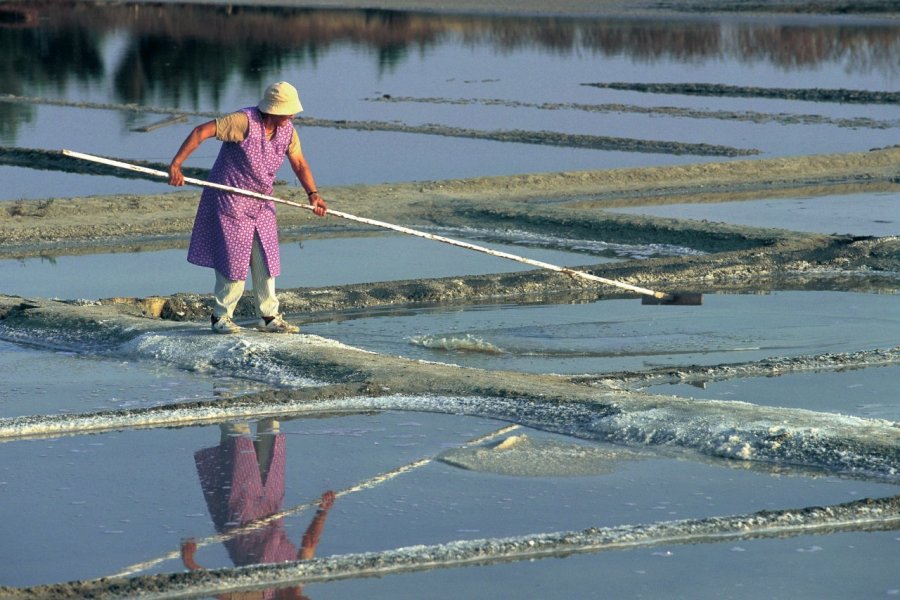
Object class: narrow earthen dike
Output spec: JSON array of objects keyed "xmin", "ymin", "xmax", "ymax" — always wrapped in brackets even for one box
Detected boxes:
[{"xmin": 1, "ymin": 145, "xmax": 898, "ymax": 260}]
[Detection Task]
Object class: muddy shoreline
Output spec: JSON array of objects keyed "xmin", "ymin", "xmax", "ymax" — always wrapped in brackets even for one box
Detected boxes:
[
  {"xmin": 3, "ymin": 147, "xmax": 898, "ymax": 319},
  {"xmin": 369, "ymin": 95, "xmax": 900, "ymax": 130},
  {"xmin": 2, "ymin": 147, "xmax": 898, "ymax": 258},
  {"xmin": 95, "ymin": 234, "xmax": 892, "ymax": 324},
  {"xmin": 584, "ymin": 82, "xmax": 900, "ymax": 104}
]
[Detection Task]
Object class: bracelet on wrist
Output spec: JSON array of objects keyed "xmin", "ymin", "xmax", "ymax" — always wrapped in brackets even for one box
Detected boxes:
[{"xmin": 307, "ymin": 190, "xmax": 318, "ymax": 197}]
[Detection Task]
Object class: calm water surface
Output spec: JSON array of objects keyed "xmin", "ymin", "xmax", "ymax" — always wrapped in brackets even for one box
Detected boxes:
[
  {"xmin": 611, "ymin": 191, "xmax": 899, "ymax": 237},
  {"xmin": 0, "ymin": 232, "xmax": 626, "ymax": 299}
]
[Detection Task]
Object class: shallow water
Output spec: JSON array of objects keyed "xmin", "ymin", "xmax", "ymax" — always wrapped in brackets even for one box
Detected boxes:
[
  {"xmin": 610, "ymin": 191, "xmax": 900, "ymax": 237},
  {"xmin": 0, "ymin": 233, "xmax": 624, "ymax": 300},
  {"xmin": 1, "ymin": 412, "xmax": 895, "ymax": 589},
  {"xmin": 1, "ymin": 225, "xmax": 706, "ymax": 301},
  {"xmin": 0, "ymin": 340, "xmax": 233, "ymax": 419},
  {"xmin": 305, "ymin": 531, "xmax": 900, "ymax": 600},
  {"xmin": 644, "ymin": 365, "xmax": 900, "ymax": 421},
  {"xmin": 2, "ymin": 277, "xmax": 896, "ymax": 594},
  {"xmin": 305, "ymin": 291, "xmax": 899, "ymax": 374}
]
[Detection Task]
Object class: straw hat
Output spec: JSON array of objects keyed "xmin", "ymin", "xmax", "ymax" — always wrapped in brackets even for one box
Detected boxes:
[{"xmin": 258, "ymin": 81, "xmax": 303, "ymax": 115}]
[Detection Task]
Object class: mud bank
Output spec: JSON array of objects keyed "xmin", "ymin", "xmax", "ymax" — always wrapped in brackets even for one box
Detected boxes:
[
  {"xmin": 3, "ymin": 147, "xmax": 897, "ymax": 322},
  {"xmin": 62, "ymin": 233, "xmax": 891, "ymax": 324},
  {"xmin": 577, "ymin": 347, "xmax": 900, "ymax": 389},
  {"xmin": 584, "ymin": 82, "xmax": 900, "ymax": 104},
  {"xmin": 2, "ymin": 147, "xmax": 898, "ymax": 260},
  {"xmin": 369, "ymin": 95, "xmax": 900, "ymax": 129}
]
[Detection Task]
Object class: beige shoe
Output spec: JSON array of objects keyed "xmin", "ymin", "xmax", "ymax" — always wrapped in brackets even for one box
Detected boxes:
[
  {"xmin": 257, "ymin": 314, "xmax": 299, "ymax": 334},
  {"xmin": 211, "ymin": 315, "xmax": 241, "ymax": 334}
]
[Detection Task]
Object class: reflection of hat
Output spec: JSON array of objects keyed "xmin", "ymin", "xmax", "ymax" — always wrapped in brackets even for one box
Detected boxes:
[{"xmin": 258, "ymin": 81, "xmax": 303, "ymax": 115}]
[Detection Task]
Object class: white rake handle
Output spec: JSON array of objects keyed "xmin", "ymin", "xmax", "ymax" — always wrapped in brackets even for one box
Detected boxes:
[{"xmin": 62, "ymin": 149, "xmax": 670, "ymax": 300}]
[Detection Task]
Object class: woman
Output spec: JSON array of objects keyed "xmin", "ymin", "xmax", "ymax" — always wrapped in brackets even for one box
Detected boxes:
[{"xmin": 169, "ymin": 81, "xmax": 327, "ymax": 334}]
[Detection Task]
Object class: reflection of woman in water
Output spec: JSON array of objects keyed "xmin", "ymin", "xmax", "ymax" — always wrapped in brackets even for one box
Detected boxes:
[{"xmin": 182, "ymin": 418, "xmax": 334, "ymax": 599}]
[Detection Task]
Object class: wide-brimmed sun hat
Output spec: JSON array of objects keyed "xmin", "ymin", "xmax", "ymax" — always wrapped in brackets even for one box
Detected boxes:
[{"xmin": 258, "ymin": 81, "xmax": 303, "ymax": 115}]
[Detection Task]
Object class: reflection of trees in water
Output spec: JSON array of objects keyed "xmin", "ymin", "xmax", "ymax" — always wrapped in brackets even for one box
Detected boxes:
[
  {"xmin": 580, "ymin": 20, "xmax": 722, "ymax": 63},
  {"xmin": 2, "ymin": 3, "xmax": 448, "ymax": 110},
  {"xmin": 1, "ymin": 2, "xmax": 898, "ymax": 110},
  {"xmin": 0, "ymin": 24, "xmax": 103, "ymax": 95},
  {"xmin": 112, "ymin": 36, "xmax": 269, "ymax": 113},
  {"xmin": 0, "ymin": 102, "xmax": 33, "ymax": 144},
  {"xmin": 737, "ymin": 25, "xmax": 900, "ymax": 74},
  {"xmin": 467, "ymin": 18, "xmax": 579, "ymax": 54},
  {"xmin": 0, "ymin": 23, "xmax": 102, "ymax": 138},
  {"xmin": 117, "ymin": 4, "xmax": 446, "ymax": 82}
]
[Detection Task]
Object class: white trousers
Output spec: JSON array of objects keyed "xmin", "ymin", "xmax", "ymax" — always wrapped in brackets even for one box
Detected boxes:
[{"xmin": 213, "ymin": 234, "xmax": 279, "ymax": 319}]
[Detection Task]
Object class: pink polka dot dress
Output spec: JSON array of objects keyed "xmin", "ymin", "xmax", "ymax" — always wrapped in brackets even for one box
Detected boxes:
[{"xmin": 187, "ymin": 107, "xmax": 291, "ymax": 281}]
